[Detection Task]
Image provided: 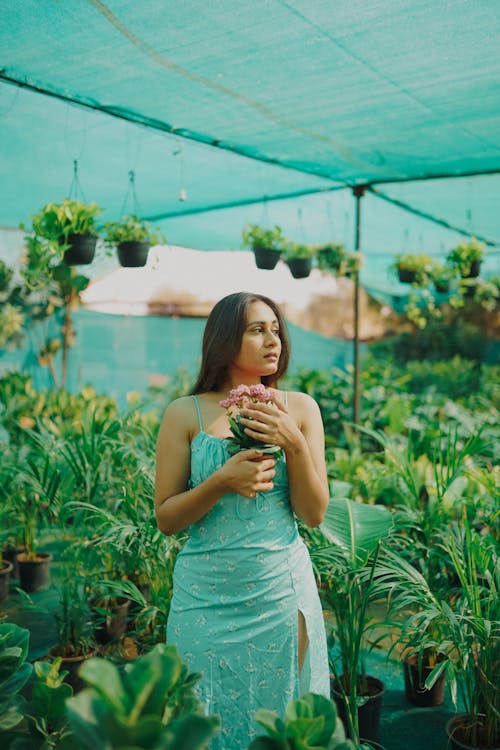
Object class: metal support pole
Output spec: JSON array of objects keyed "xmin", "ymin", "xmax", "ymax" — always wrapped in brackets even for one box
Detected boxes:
[{"xmin": 352, "ymin": 185, "xmax": 366, "ymax": 425}]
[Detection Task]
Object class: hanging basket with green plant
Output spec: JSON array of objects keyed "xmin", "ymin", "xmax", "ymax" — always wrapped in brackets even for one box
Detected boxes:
[
  {"xmin": 242, "ymin": 224, "xmax": 287, "ymax": 270},
  {"xmin": 446, "ymin": 238, "xmax": 485, "ymax": 279},
  {"xmin": 30, "ymin": 198, "xmax": 103, "ymax": 266},
  {"xmin": 391, "ymin": 253, "xmax": 434, "ymax": 285},
  {"xmin": 284, "ymin": 241, "xmax": 315, "ymax": 279},
  {"xmin": 103, "ymin": 214, "xmax": 165, "ymax": 267},
  {"xmin": 430, "ymin": 261, "xmax": 457, "ymax": 293},
  {"xmin": 316, "ymin": 243, "xmax": 347, "ymax": 273}
]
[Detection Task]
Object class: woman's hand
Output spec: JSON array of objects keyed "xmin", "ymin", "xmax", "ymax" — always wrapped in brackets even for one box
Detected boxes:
[
  {"xmin": 238, "ymin": 400, "xmax": 302, "ymax": 452},
  {"xmin": 219, "ymin": 449, "xmax": 276, "ymax": 498}
]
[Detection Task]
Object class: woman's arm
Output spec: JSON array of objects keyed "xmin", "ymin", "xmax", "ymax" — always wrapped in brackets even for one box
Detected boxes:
[
  {"xmin": 154, "ymin": 397, "xmax": 277, "ymax": 535},
  {"xmin": 238, "ymin": 392, "xmax": 329, "ymax": 527}
]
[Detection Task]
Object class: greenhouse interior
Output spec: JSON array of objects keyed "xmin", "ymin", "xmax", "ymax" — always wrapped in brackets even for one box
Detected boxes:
[{"xmin": 0, "ymin": 2, "xmax": 499, "ymax": 750}]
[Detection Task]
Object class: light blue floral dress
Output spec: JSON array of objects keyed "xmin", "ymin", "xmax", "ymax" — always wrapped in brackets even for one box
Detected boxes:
[{"xmin": 166, "ymin": 395, "xmax": 329, "ymax": 750}]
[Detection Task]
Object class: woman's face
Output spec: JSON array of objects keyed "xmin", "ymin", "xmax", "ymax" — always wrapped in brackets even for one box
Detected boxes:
[{"xmin": 231, "ymin": 300, "xmax": 282, "ymax": 379}]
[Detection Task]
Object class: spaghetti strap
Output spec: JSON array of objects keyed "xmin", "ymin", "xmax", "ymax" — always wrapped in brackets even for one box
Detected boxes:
[{"xmin": 191, "ymin": 395, "xmax": 203, "ymax": 430}]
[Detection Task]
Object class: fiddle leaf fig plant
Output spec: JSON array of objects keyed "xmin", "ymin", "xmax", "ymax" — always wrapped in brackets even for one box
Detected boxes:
[
  {"xmin": 249, "ymin": 692, "xmax": 356, "ymax": 749},
  {"xmin": 66, "ymin": 644, "xmax": 220, "ymax": 750}
]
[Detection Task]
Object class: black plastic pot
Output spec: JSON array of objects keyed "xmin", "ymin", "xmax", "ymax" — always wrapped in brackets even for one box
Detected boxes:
[
  {"xmin": 17, "ymin": 552, "xmax": 52, "ymax": 592},
  {"xmin": 332, "ymin": 675, "xmax": 385, "ymax": 743},
  {"xmin": 434, "ymin": 280, "xmax": 451, "ymax": 293},
  {"xmin": 360, "ymin": 741, "xmax": 386, "ymax": 750},
  {"xmin": 397, "ymin": 267, "xmax": 417, "ymax": 283},
  {"xmin": 446, "ymin": 714, "xmax": 500, "ymax": 750},
  {"xmin": 0, "ymin": 560, "xmax": 13, "ymax": 601},
  {"xmin": 253, "ymin": 246, "xmax": 282, "ymax": 270},
  {"xmin": 61, "ymin": 233, "xmax": 97, "ymax": 265},
  {"xmin": 287, "ymin": 257, "xmax": 312, "ymax": 279},
  {"xmin": 2, "ymin": 544, "xmax": 24, "ymax": 579},
  {"xmin": 117, "ymin": 240, "xmax": 150, "ymax": 267},
  {"xmin": 403, "ymin": 654, "xmax": 446, "ymax": 707}
]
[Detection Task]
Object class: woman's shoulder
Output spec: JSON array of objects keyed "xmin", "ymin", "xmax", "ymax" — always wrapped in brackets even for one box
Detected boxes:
[
  {"xmin": 160, "ymin": 395, "xmax": 197, "ymax": 430},
  {"xmin": 284, "ymin": 389, "xmax": 322, "ymax": 423}
]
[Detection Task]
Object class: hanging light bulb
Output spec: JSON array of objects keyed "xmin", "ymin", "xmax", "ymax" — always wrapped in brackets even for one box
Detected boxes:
[{"xmin": 179, "ymin": 187, "xmax": 187, "ymax": 202}]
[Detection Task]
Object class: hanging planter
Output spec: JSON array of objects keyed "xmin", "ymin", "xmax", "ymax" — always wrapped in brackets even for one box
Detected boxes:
[
  {"xmin": 253, "ymin": 245, "xmax": 282, "ymax": 270},
  {"xmin": 287, "ymin": 256, "xmax": 312, "ymax": 278},
  {"xmin": 30, "ymin": 198, "xmax": 103, "ymax": 267},
  {"xmin": 317, "ymin": 243, "xmax": 347, "ymax": 273},
  {"xmin": 241, "ymin": 224, "xmax": 286, "ymax": 270},
  {"xmin": 446, "ymin": 239, "xmax": 485, "ymax": 279},
  {"xmin": 284, "ymin": 242, "xmax": 314, "ymax": 279},
  {"xmin": 103, "ymin": 214, "xmax": 165, "ymax": 268},
  {"xmin": 61, "ymin": 232, "xmax": 98, "ymax": 266},
  {"xmin": 392, "ymin": 253, "xmax": 433, "ymax": 286},
  {"xmin": 117, "ymin": 240, "xmax": 151, "ymax": 268}
]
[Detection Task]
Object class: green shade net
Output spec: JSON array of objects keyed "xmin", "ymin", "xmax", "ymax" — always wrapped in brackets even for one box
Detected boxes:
[{"xmin": 1, "ymin": 0, "xmax": 499, "ymax": 293}]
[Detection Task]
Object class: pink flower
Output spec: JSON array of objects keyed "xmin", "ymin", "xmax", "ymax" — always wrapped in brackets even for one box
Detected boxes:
[{"xmin": 219, "ymin": 384, "xmax": 280, "ymax": 411}]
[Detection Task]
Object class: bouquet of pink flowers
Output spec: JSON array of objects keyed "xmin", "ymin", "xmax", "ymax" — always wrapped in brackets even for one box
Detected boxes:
[{"xmin": 219, "ymin": 384, "xmax": 283, "ymax": 457}]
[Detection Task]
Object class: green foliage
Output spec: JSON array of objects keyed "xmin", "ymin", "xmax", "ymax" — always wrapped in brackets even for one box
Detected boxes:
[
  {"xmin": 242, "ymin": 224, "xmax": 286, "ymax": 251},
  {"xmin": 30, "ymin": 198, "xmax": 102, "ymax": 241},
  {"xmin": 392, "ymin": 253, "xmax": 434, "ymax": 285},
  {"xmin": 249, "ymin": 692, "xmax": 356, "ymax": 750},
  {"xmin": 285, "ymin": 241, "xmax": 315, "ymax": 259},
  {"xmin": 0, "ymin": 623, "xmax": 33, "ymax": 733},
  {"xmin": 103, "ymin": 214, "xmax": 165, "ymax": 246},
  {"xmin": 66, "ymin": 644, "xmax": 220, "ymax": 750},
  {"xmin": 316, "ymin": 244, "xmax": 347, "ymax": 271},
  {"xmin": 308, "ymin": 499, "xmax": 394, "ymax": 742},
  {"xmin": 446, "ymin": 238, "xmax": 485, "ymax": 276},
  {"xmin": 368, "ymin": 319, "xmax": 488, "ymax": 363}
]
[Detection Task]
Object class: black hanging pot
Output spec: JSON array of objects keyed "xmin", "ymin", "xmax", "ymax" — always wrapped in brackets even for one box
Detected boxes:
[
  {"xmin": 253, "ymin": 246, "xmax": 282, "ymax": 270},
  {"xmin": 117, "ymin": 240, "xmax": 151, "ymax": 267},
  {"xmin": 61, "ymin": 233, "xmax": 98, "ymax": 266},
  {"xmin": 287, "ymin": 257, "xmax": 312, "ymax": 279},
  {"xmin": 398, "ymin": 267, "xmax": 417, "ymax": 283}
]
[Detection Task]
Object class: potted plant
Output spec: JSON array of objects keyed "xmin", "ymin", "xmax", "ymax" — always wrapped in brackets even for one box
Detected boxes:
[
  {"xmin": 30, "ymin": 198, "xmax": 103, "ymax": 265},
  {"xmin": 317, "ymin": 243, "xmax": 347, "ymax": 273},
  {"xmin": 446, "ymin": 238, "xmax": 485, "ymax": 279},
  {"xmin": 430, "ymin": 261, "xmax": 456, "ymax": 293},
  {"xmin": 242, "ymin": 224, "xmax": 287, "ymax": 270},
  {"xmin": 6, "ymin": 449, "xmax": 62, "ymax": 593},
  {"xmin": 284, "ymin": 241, "xmax": 315, "ymax": 279},
  {"xmin": 391, "ymin": 253, "xmax": 434, "ymax": 285},
  {"xmin": 309, "ymin": 498, "xmax": 394, "ymax": 746},
  {"xmin": 103, "ymin": 214, "xmax": 165, "ymax": 267},
  {"xmin": 49, "ymin": 568, "xmax": 98, "ymax": 693}
]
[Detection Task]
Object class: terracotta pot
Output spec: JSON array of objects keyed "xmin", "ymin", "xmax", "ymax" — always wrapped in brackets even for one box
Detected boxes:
[
  {"xmin": 253, "ymin": 246, "xmax": 282, "ymax": 270},
  {"xmin": 403, "ymin": 653, "xmax": 446, "ymax": 707},
  {"xmin": 17, "ymin": 552, "xmax": 52, "ymax": 592},
  {"xmin": 331, "ymin": 675, "xmax": 385, "ymax": 743},
  {"xmin": 446, "ymin": 714, "xmax": 500, "ymax": 750},
  {"xmin": 117, "ymin": 240, "xmax": 150, "ymax": 267},
  {"xmin": 0, "ymin": 560, "xmax": 13, "ymax": 601}
]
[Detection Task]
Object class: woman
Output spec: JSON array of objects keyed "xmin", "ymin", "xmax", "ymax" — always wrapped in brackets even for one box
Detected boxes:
[{"xmin": 155, "ymin": 292, "xmax": 330, "ymax": 749}]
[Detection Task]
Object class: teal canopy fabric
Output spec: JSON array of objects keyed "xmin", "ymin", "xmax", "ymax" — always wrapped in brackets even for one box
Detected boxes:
[{"xmin": 1, "ymin": 0, "xmax": 499, "ymax": 284}]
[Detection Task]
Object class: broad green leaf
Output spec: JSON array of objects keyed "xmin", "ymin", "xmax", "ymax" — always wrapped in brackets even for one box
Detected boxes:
[
  {"xmin": 79, "ymin": 657, "xmax": 129, "ymax": 714},
  {"xmin": 320, "ymin": 497, "xmax": 393, "ymax": 567}
]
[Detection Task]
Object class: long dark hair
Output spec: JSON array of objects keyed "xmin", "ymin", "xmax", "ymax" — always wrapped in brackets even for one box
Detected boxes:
[{"xmin": 191, "ymin": 292, "xmax": 290, "ymax": 394}]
